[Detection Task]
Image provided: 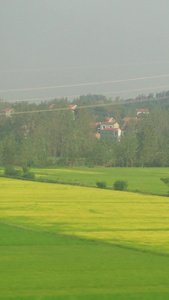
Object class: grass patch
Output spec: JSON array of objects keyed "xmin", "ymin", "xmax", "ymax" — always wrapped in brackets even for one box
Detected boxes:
[
  {"xmin": 33, "ymin": 167, "xmax": 169, "ymax": 196},
  {"xmin": 2, "ymin": 166, "xmax": 169, "ymax": 196},
  {"xmin": 1, "ymin": 223, "xmax": 169, "ymax": 299}
]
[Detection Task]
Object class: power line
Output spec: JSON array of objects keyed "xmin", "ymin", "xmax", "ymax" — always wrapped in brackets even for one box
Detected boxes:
[
  {"xmin": 0, "ymin": 96, "xmax": 168, "ymax": 117},
  {"xmin": 1, "ymin": 74, "xmax": 169, "ymax": 93},
  {"xmin": 1, "ymin": 61, "xmax": 169, "ymax": 73},
  {"xmin": 5, "ymin": 84, "xmax": 169, "ymax": 103}
]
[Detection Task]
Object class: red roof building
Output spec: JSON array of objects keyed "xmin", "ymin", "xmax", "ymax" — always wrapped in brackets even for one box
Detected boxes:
[
  {"xmin": 101, "ymin": 122, "xmax": 117, "ymax": 125},
  {"xmin": 123, "ymin": 117, "xmax": 140, "ymax": 122},
  {"xmin": 136, "ymin": 108, "xmax": 149, "ymax": 115},
  {"xmin": 49, "ymin": 104, "xmax": 55, "ymax": 109},
  {"xmin": 105, "ymin": 117, "xmax": 115, "ymax": 122},
  {"xmin": 2, "ymin": 108, "xmax": 14, "ymax": 117},
  {"xmin": 100, "ymin": 127, "xmax": 121, "ymax": 139},
  {"xmin": 69, "ymin": 104, "xmax": 77, "ymax": 111}
]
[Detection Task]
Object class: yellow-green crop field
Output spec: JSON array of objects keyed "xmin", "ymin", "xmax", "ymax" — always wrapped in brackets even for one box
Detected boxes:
[
  {"xmin": 1, "ymin": 177, "xmax": 169, "ymax": 255},
  {"xmin": 1, "ymin": 177, "xmax": 169, "ymax": 299},
  {"xmin": 34, "ymin": 166, "xmax": 169, "ymax": 195}
]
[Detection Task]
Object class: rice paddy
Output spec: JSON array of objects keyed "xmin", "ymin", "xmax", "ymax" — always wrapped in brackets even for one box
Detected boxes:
[
  {"xmin": 1, "ymin": 177, "xmax": 169, "ymax": 254},
  {"xmin": 34, "ymin": 166, "xmax": 169, "ymax": 195},
  {"xmin": 1, "ymin": 175, "xmax": 169, "ymax": 299}
]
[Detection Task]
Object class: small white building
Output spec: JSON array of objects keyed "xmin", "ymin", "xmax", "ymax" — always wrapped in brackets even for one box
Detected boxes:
[
  {"xmin": 105, "ymin": 117, "xmax": 115, "ymax": 122},
  {"xmin": 2, "ymin": 108, "xmax": 14, "ymax": 117},
  {"xmin": 100, "ymin": 122, "xmax": 119, "ymax": 130},
  {"xmin": 136, "ymin": 108, "xmax": 149, "ymax": 116},
  {"xmin": 100, "ymin": 128, "xmax": 121, "ymax": 140},
  {"xmin": 69, "ymin": 104, "xmax": 77, "ymax": 111}
]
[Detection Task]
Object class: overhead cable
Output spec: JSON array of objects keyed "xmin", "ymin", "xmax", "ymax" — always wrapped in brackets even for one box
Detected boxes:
[
  {"xmin": 1, "ymin": 61, "xmax": 169, "ymax": 73},
  {"xmin": 1, "ymin": 74, "xmax": 169, "ymax": 93},
  {"xmin": 0, "ymin": 96, "xmax": 167, "ymax": 117},
  {"xmin": 4, "ymin": 84, "xmax": 169, "ymax": 103}
]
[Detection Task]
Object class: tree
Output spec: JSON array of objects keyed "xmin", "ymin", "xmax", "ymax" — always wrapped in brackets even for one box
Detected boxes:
[
  {"xmin": 116, "ymin": 120, "xmax": 138, "ymax": 167},
  {"xmin": 74, "ymin": 109, "xmax": 96, "ymax": 161},
  {"xmin": 90, "ymin": 139, "xmax": 116, "ymax": 167},
  {"xmin": 2, "ymin": 137, "xmax": 16, "ymax": 166},
  {"xmin": 114, "ymin": 180, "xmax": 128, "ymax": 191},
  {"xmin": 137, "ymin": 108, "xmax": 169, "ymax": 166}
]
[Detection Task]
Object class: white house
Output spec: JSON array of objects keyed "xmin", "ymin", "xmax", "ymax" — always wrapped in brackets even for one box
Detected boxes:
[
  {"xmin": 69, "ymin": 104, "xmax": 77, "ymax": 111},
  {"xmin": 100, "ymin": 128, "xmax": 121, "ymax": 140},
  {"xmin": 99, "ymin": 122, "xmax": 119, "ymax": 130},
  {"xmin": 136, "ymin": 108, "xmax": 149, "ymax": 116},
  {"xmin": 2, "ymin": 108, "xmax": 14, "ymax": 117}
]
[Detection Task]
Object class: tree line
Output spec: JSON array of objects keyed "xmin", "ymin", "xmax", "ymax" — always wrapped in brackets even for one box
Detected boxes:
[{"xmin": 0, "ymin": 93, "xmax": 169, "ymax": 168}]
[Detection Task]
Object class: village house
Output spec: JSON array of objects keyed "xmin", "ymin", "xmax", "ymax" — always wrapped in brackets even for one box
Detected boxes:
[
  {"xmin": 49, "ymin": 104, "xmax": 77, "ymax": 111},
  {"xmin": 105, "ymin": 117, "xmax": 115, "ymax": 122},
  {"xmin": 93, "ymin": 108, "xmax": 149, "ymax": 140},
  {"xmin": 49, "ymin": 104, "xmax": 55, "ymax": 109},
  {"xmin": 100, "ymin": 127, "xmax": 121, "ymax": 140},
  {"xmin": 69, "ymin": 104, "xmax": 77, "ymax": 111},
  {"xmin": 94, "ymin": 120, "xmax": 121, "ymax": 140},
  {"xmin": 69, "ymin": 104, "xmax": 77, "ymax": 120},
  {"xmin": 2, "ymin": 108, "xmax": 14, "ymax": 117},
  {"xmin": 99, "ymin": 122, "xmax": 119, "ymax": 130},
  {"xmin": 123, "ymin": 117, "xmax": 140, "ymax": 123},
  {"xmin": 136, "ymin": 108, "xmax": 149, "ymax": 116}
]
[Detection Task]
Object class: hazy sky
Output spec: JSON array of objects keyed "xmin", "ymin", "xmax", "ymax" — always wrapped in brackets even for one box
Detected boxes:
[{"xmin": 1, "ymin": 0, "xmax": 169, "ymax": 102}]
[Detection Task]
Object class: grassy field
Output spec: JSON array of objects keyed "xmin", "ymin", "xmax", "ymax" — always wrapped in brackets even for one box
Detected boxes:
[
  {"xmin": 1, "ymin": 177, "xmax": 169, "ymax": 299},
  {"xmin": 34, "ymin": 167, "xmax": 169, "ymax": 195},
  {"xmin": 1, "ymin": 223, "xmax": 169, "ymax": 300}
]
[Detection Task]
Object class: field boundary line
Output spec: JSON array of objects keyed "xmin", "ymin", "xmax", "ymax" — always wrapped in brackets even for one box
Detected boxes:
[
  {"xmin": 0, "ymin": 174, "xmax": 168, "ymax": 197},
  {"xmin": 1, "ymin": 221, "xmax": 169, "ymax": 258}
]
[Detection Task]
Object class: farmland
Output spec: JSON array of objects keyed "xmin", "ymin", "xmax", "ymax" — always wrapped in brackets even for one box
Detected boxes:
[
  {"xmin": 1, "ymin": 176, "xmax": 169, "ymax": 299},
  {"xmin": 34, "ymin": 166, "xmax": 169, "ymax": 196}
]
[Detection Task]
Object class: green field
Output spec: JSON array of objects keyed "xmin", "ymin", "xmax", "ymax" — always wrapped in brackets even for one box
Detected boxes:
[
  {"xmin": 34, "ymin": 167, "xmax": 169, "ymax": 195},
  {"xmin": 1, "ymin": 176, "xmax": 169, "ymax": 299},
  {"xmin": 1, "ymin": 222, "xmax": 169, "ymax": 300}
]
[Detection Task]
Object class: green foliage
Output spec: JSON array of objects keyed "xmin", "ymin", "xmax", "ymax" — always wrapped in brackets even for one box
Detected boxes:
[
  {"xmin": 22, "ymin": 171, "xmax": 35, "ymax": 180},
  {"xmin": 1, "ymin": 95, "xmax": 169, "ymax": 168},
  {"xmin": 22, "ymin": 164, "xmax": 29, "ymax": 173},
  {"xmin": 37, "ymin": 176, "xmax": 59, "ymax": 184},
  {"xmin": 160, "ymin": 177, "xmax": 169, "ymax": 186},
  {"xmin": 137, "ymin": 109, "xmax": 169, "ymax": 167},
  {"xmin": 4, "ymin": 164, "xmax": 35, "ymax": 180},
  {"xmin": 96, "ymin": 181, "xmax": 106, "ymax": 189},
  {"xmin": 22, "ymin": 164, "xmax": 35, "ymax": 180},
  {"xmin": 4, "ymin": 165, "xmax": 22, "ymax": 177},
  {"xmin": 113, "ymin": 180, "xmax": 128, "ymax": 191},
  {"xmin": 160, "ymin": 178, "xmax": 169, "ymax": 196},
  {"xmin": 56, "ymin": 157, "xmax": 69, "ymax": 166},
  {"xmin": 2, "ymin": 137, "xmax": 17, "ymax": 165}
]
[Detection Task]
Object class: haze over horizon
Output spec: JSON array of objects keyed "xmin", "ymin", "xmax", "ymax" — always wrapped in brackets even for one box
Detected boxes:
[{"xmin": 1, "ymin": 0, "xmax": 169, "ymax": 102}]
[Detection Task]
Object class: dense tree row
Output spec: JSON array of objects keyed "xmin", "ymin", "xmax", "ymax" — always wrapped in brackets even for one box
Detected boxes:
[{"xmin": 0, "ymin": 94, "xmax": 169, "ymax": 167}]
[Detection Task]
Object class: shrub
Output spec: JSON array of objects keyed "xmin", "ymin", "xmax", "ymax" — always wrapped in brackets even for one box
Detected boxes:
[
  {"xmin": 96, "ymin": 181, "xmax": 106, "ymax": 189},
  {"xmin": 113, "ymin": 180, "xmax": 128, "ymax": 191},
  {"xmin": 56, "ymin": 157, "xmax": 69, "ymax": 166},
  {"xmin": 160, "ymin": 178, "xmax": 169, "ymax": 196},
  {"xmin": 4, "ymin": 165, "xmax": 22, "ymax": 177},
  {"xmin": 160, "ymin": 177, "xmax": 169, "ymax": 186},
  {"xmin": 22, "ymin": 171, "xmax": 35, "ymax": 180},
  {"xmin": 37, "ymin": 176, "xmax": 59, "ymax": 183},
  {"xmin": 4, "ymin": 164, "xmax": 35, "ymax": 181},
  {"xmin": 22, "ymin": 164, "xmax": 29, "ymax": 174},
  {"xmin": 22, "ymin": 165, "xmax": 35, "ymax": 180}
]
